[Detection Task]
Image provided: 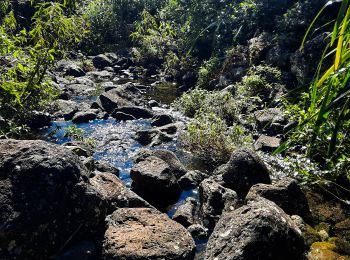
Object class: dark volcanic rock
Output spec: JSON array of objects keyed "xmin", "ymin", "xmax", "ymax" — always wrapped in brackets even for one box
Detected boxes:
[
  {"xmin": 92, "ymin": 54, "xmax": 113, "ymax": 69},
  {"xmin": 95, "ymin": 161, "xmax": 120, "ymax": 177},
  {"xmin": 151, "ymin": 114, "xmax": 174, "ymax": 127},
  {"xmin": 205, "ymin": 198, "xmax": 305, "ymax": 260},
  {"xmin": 65, "ymin": 64, "xmax": 85, "ymax": 77},
  {"xmin": 199, "ymin": 179, "xmax": 238, "ymax": 229},
  {"xmin": 101, "ymin": 208, "xmax": 196, "ymax": 260},
  {"xmin": 172, "ymin": 197, "xmax": 197, "ymax": 228},
  {"xmin": 246, "ymin": 177, "xmax": 310, "ymax": 219},
  {"xmin": 112, "ymin": 106, "xmax": 153, "ymax": 119},
  {"xmin": 72, "ymin": 111, "xmax": 97, "ymax": 123},
  {"xmin": 187, "ymin": 224, "xmax": 208, "ymax": 240},
  {"xmin": 0, "ymin": 139, "xmax": 103, "ymax": 259},
  {"xmin": 89, "ymin": 173, "xmax": 152, "ymax": 212},
  {"xmin": 98, "ymin": 89, "xmax": 132, "ymax": 114},
  {"xmin": 216, "ymin": 149, "xmax": 271, "ymax": 197},
  {"xmin": 26, "ymin": 110, "xmax": 51, "ymax": 128},
  {"xmin": 130, "ymin": 156, "xmax": 182, "ymax": 209},
  {"xmin": 53, "ymin": 99, "xmax": 79, "ymax": 120},
  {"xmin": 178, "ymin": 170, "xmax": 208, "ymax": 190},
  {"xmin": 253, "ymin": 135, "xmax": 281, "ymax": 152},
  {"xmin": 113, "ymin": 112, "xmax": 136, "ymax": 121},
  {"xmin": 134, "ymin": 149, "xmax": 187, "ymax": 179}
]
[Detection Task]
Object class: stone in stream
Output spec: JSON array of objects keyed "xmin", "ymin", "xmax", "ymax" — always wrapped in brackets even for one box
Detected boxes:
[
  {"xmin": 205, "ymin": 198, "xmax": 305, "ymax": 260},
  {"xmin": 95, "ymin": 161, "xmax": 120, "ymax": 177},
  {"xmin": 64, "ymin": 64, "xmax": 86, "ymax": 77},
  {"xmin": 92, "ymin": 54, "xmax": 113, "ymax": 69},
  {"xmin": 172, "ymin": 197, "xmax": 197, "ymax": 228},
  {"xmin": 215, "ymin": 149, "xmax": 271, "ymax": 198},
  {"xmin": 72, "ymin": 110, "xmax": 97, "ymax": 123},
  {"xmin": 26, "ymin": 110, "xmax": 52, "ymax": 128},
  {"xmin": 246, "ymin": 177, "xmax": 311, "ymax": 219},
  {"xmin": 98, "ymin": 90, "xmax": 132, "ymax": 113},
  {"xmin": 135, "ymin": 123, "xmax": 181, "ymax": 146},
  {"xmin": 53, "ymin": 99, "xmax": 79, "ymax": 120},
  {"xmin": 101, "ymin": 208, "xmax": 196, "ymax": 260},
  {"xmin": 113, "ymin": 111, "xmax": 136, "ymax": 121},
  {"xmin": 199, "ymin": 178, "xmax": 239, "ymax": 229},
  {"xmin": 253, "ymin": 135, "xmax": 281, "ymax": 152},
  {"xmin": 187, "ymin": 224, "xmax": 208, "ymax": 240},
  {"xmin": 111, "ymin": 106, "xmax": 154, "ymax": 119},
  {"xmin": 134, "ymin": 148, "xmax": 187, "ymax": 179},
  {"xmin": 130, "ymin": 156, "xmax": 182, "ymax": 209},
  {"xmin": 56, "ymin": 240, "xmax": 95, "ymax": 260},
  {"xmin": 151, "ymin": 114, "xmax": 174, "ymax": 127},
  {"xmin": 178, "ymin": 170, "xmax": 208, "ymax": 190},
  {"xmin": 0, "ymin": 139, "xmax": 104, "ymax": 259}
]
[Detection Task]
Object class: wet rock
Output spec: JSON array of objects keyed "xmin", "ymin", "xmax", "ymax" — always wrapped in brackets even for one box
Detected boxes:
[
  {"xmin": 134, "ymin": 149, "xmax": 187, "ymax": 179},
  {"xmin": 112, "ymin": 106, "xmax": 153, "ymax": 119},
  {"xmin": 0, "ymin": 139, "xmax": 98, "ymax": 259},
  {"xmin": 199, "ymin": 179, "xmax": 238, "ymax": 229},
  {"xmin": 72, "ymin": 111, "xmax": 97, "ymax": 123},
  {"xmin": 65, "ymin": 64, "xmax": 85, "ymax": 77},
  {"xmin": 246, "ymin": 177, "xmax": 310, "ymax": 219},
  {"xmin": 53, "ymin": 99, "xmax": 79, "ymax": 120},
  {"xmin": 253, "ymin": 135, "xmax": 282, "ymax": 152},
  {"xmin": 216, "ymin": 149, "xmax": 271, "ymax": 197},
  {"xmin": 205, "ymin": 198, "xmax": 304, "ymax": 260},
  {"xmin": 187, "ymin": 224, "xmax": 208, "ymax": 240},
  {"xmin": 172, "ymin": 198, "xmax": 197, "ymax": 228},
  {"xmin": 89, "ymin": 173, "xmax": 151, "ymax": 212},
  {"xmin": 113, "ymin": 112, "xmax": 136, "ymax": 121},
  {"xmin": 151, "ymin": 114, "xmax": 174, "ymax": 127},
  {"xmin": 178, "ymin": 170, "xmax": 208, "ymax": 190},
  {"xmin": 148, "ymin": 100, "xmax": 159, "ymax": 108},
  {"xmin": 95, "ymin": 161, "xmax": 120, "ymax": 177},
  {"xmin": 56, "ymin": 240, "xmax": 95, "ymax": 260},
  {"xmin": 135, "ymin": 124, "xmax": 178, "ymax": 146},
  {"xmin": 101, "ymin": 208, "xmax": 196, "ymax": 260},
  {"xmin": 98, "ymin": 90, "xmax": 132, "ymax": 114},
  {"xmin": 130, "ymin": 156, "xmax": 182, "ymax": 209},
  {"xmin": 92, "ymin": 54, "xmax": 113, "ymax": 69},
  {"xmin": 157, "ymin": 123, "xmax": 179, "ymax": 135}
]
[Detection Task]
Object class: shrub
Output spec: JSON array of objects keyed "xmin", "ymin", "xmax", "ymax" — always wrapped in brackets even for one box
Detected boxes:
[
  {"xmin": 185, "ymin": 112, "xmax": 252, "ymax": 163},
  {"xmin": 197, "ymin": 56, "xmax": 221, "ymax": 89}
]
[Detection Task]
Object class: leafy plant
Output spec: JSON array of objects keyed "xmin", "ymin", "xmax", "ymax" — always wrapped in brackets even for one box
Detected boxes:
[{"xmin": 64, "ymin": 125, "xmax": 96, "ymax": 148}]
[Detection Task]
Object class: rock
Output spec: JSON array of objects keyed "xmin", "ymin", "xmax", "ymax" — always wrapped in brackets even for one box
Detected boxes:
[
  {"xmin": 205, "ymin": 198, "xmax": 305, "ymax": 260},
  {"xmin": 56, "ymin": 240, "xmax": 95, "ymax": 260},
  {"xmin": 95, "ymin": 161, "xmax": 120, "ymax": 177},
  {"xmin": 157, "ymin": 123, "xmax": 179, "ymax": 135},
  {"xmin": 86, "ymin": 70, "xmax": 113, "ymax": 81},
  {"xmin": 72, "ymin": 111, "xmax": 97, "ymax": 123},
  {"xmin": 26, "ymin": 110, "xmax": 51, "ymax": 128},
  {"xmin": 89, "ymin": 173, "xmax": 151, "ymax": 212},
  {"xmin": 266, "ymin": 45, "xmax": 291, "ymax": 69},
  {"xmin": 254, "ymin": 108, "xmax": 286, "ymax": 134},
  {"xmin": 248, "ymin": 32, "xmax": 272, "ymax": 64},
  {"xmin": 98, "ymin": 90, "xmax": 132, "ymax": 114},
  {"xmin": 130, "ymin": 156, "xmax": 182, "ymax": 209},
  {"xmin": 151, "ymin": 114, "xmax": 174, "ymax": 127},
  {"xmin": 199, "ymin": 179, "xmax": 238, "ymax": 229},
  {"xmin": 172, "ymin": 198, "xmax": 197, "ymax": 228},
  {"xmin": 113, "ymin": 112, "xmax": 136, "ymax": 121},
  {"xmin": 92, "ymin": 54, "xmax": 113, "ymax": 69},
  {"xmin": 101, "ymin": 208, "xmax": 196, "ymax": 260},
  {"xmin": 134, "ymin": 149, "xmax": 187, "ymax": 179},
  {"xmin": 334, "ymin": 218, "xmax": 350, "ymax": 241},
  {"xmin": 148, "ymin": 100, "xmax": 159, "ymax": 108},
  {"xmin": 135, "ymin": 123, "xmax": 180, "ymax": 146},
  {"xmin": 308, "ymin": 242, "xmax": 342, "ymax": 260},
  {"xmin": 178, "ymin": 170, "xmax": 208, "ymax": 190},
  {"xmin": 253, "ymin": 135, "xmax": 282, "ymax": 152},
  {"xmin": 246, "ymin": 177, "xmax": 310, "ymax": 219},
  {"xmin": 182, "ymin": 71, "xmax": 198, "ymax": 88},
  {"xmin": 53, "ymin": 99, "xmax": 79, "ymax": 120},
  {"xmin": 187, "ymin": 224, "xmax": 208, "ymax": 240},
  {"xmin": 63, "ymin": 141, "xmax": 94, "ymax": 157},
  {"xmin": 217, "ymin": 149, "xmax": 271, "ymax": 197},
  {"xmin": 0, "ymin": 139, "xmax": 102, "ymax": 259},
  {"xmin": 112, "ymin": 106, "xmax": 153, "ymax": 119},
  {"xmin": 65, "ymin": 64, "xmax": 85, "ymax": 77}
]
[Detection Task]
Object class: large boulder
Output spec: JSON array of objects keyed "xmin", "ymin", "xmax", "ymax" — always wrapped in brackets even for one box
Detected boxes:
[
  {"xmin": 101, "ymin": 208, "xmax": 196, "ymax": 260},
  {"xmin": 98, "ymin": 90, "xmax": 132, "ymax": 114},
  {"xmin": 53, "ymin": 99, "xmax": 79, "ymax": 120},
  {"xmin": 111, "ymin": 106, "xmax": 153, "ymax": 119},
  {"xmin": 92, "ymin": 54, "xmax": 113, "ymax": 69},
  {"xmin": 246, "ymin": 177, "xmax": 310, "ymax": 219},
  {"xmin": 205, "ymin": 198, "xmax": 305, "ymax": 260},
  {"xmin": 199, "ymin": 179, "xmax": 238, "ymax": 229},
  {"xmin": 178, "ymin": 170, "xmax": 208, "ymax": 190},
  {"xmin": 172, "ymin": 197, "xmax": 197, "ymax": 228},
  {"xmin": 72, "ymin": 111, "xmax": 97, "ymax": 124},
  {"xmin": 89, "ymin": 173, "xmax": 152, "ymax": 212},
  {"xmin": 134, "ymin": 149, "xmax": 187, "ymax": 179},
  {"xmin": 216, "ymin": 149, "xmax": 271, "ymax": 197},
  {"xmin": 130, "ymin": 156, "xmax": 182, "ymax": 209},
  {"xmin": 0, "ymin": 139, "xmax": 102, "ymax": 259}
]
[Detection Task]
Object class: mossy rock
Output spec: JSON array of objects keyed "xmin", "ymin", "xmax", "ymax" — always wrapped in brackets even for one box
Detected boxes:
[
  {"xmin": 308, "ymin": 242, "xmax": 348, "ymax": 260},
  {"xmin": 304, "ymin": 224, "xmax": 323, "ymax": 246}
]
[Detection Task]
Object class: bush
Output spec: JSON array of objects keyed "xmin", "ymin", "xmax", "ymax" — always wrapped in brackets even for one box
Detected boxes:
[{"xmin": 185, "ymin": 112, "xmax": 252, "ymax": 163}]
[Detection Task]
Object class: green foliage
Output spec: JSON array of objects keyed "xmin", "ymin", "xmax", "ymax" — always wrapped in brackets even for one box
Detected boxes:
[
  {"xmin": 185, "ymin": 112, "xmax": 252, "ymax": 163},
  {"xmin": 281, "ymin": 0, "xmax": 350, "ymax": 182},
  {"xmin": 0, "ymin": 1, "xmax": 86, "ymax": 135},
  {"xmin": 197, "ymin": 57, "xmax": 221, "ymax": 89},
  {"xmin": 64, "ymin": 125, "xmax": 96, "ymax": 148},
  {"xmin": 82, "ymin": 0, "xmax": 163, "ymax": 54}
]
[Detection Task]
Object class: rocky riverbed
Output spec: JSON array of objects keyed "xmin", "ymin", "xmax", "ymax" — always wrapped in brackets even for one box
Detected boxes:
[{"xmin": 1, "ymin": 53, "xmax": 350, "ymax": 260}]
